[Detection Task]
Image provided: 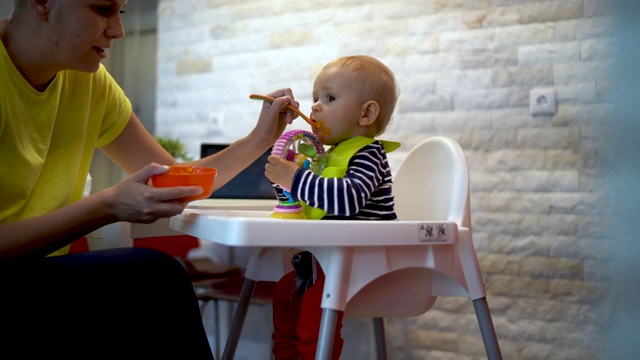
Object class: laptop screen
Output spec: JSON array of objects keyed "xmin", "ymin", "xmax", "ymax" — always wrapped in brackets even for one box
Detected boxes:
[{"xmin": 200, "ymin": 144, "xmax": 276, "ymax": 199}]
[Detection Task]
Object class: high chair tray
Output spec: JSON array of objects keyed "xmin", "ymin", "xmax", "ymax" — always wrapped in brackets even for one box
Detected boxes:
[{"xmin": 170, "ymin": 209, "xmax": 458, "ymax": 247}]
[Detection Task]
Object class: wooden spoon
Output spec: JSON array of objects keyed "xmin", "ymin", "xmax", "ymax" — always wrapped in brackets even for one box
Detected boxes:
[{"xmin": 249, "ymin": 94, "xmax": 317, "ymax": 128}]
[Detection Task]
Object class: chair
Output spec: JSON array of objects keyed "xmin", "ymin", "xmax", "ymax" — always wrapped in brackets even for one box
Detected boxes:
[
  {"xmin": 194, "ymin": 273, "xmax": 276, "ymax": 359},
  {"xmin": 346, "ymin": 136, "xmax": 501, "ymax": 358},
  {"xmin": 213, "ymin": 136, "xmax": 502, "ymax": 359}
]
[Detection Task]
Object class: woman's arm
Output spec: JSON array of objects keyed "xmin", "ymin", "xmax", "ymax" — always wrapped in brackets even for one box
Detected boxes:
[
  {"xmin": 0, "ymin": 163, "xmax": 200, "ymax": 262},
  {"xmin": 186, "ymin": 89, "xmax": 298, "ymax": 188},
  {"xmin": 0, "ymin": 89, "xmax": 297, "ymax": 262},
  {"xmin": 101, "ymin": 89, "xmax": 298, "ymax": 191}
]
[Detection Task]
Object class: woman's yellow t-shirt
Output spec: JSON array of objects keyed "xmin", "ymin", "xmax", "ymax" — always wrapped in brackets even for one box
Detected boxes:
[{"xmin": 0, "ymin": 41, "xmax": 132, "ymax": 255}]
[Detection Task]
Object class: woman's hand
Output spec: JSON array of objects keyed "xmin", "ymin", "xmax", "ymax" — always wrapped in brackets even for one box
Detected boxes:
[
  {"xmin": 265, "ymin": 155, "xmax": 301, "ymax": 189},
  {"xmin": 0, "ymin": 163, "xmax": 204, "ymax": 261},
  {"xmin": 250, "ymin": 88, "xmax": 299, "ymax": 148},
  {"xmin": 103, "ymin": 163, "xmax": 203, "ymax": 223}
]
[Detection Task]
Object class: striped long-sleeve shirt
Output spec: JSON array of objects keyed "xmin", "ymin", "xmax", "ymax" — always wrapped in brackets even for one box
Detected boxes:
[{"xmin": 274, "ymin": 141, "xmax": 397, "ymax": 220}]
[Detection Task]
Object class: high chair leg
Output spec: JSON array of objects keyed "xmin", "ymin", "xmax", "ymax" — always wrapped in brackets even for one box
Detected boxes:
[
  {"xmin": 372, "ymin": 317, "xmax": 388, "ymax": 360},
  {"xmin": 473, "ymin": 297, "xmax": 502, "ymax": 360},
  {"xmin": 221, "ymin": 278, "xmax": 256, "ymax": 360}
]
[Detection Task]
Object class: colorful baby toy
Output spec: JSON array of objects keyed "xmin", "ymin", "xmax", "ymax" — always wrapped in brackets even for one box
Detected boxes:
[{"xmin": 269, "ymin": 129, "xmax": 326, "ymax": 219}]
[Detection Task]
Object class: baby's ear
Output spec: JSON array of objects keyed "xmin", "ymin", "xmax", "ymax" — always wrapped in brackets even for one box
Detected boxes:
[{"xmin": 359, "ymin": 100, "xmax": 380, "ymax": 127}]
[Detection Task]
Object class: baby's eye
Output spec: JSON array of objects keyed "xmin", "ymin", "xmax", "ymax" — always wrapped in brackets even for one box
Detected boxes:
[{"xmin": 327, "ymin": 95, "xmax": 336, "ymax": 102}]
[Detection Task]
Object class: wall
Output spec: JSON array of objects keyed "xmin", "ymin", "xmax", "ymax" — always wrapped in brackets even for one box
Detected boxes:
[
  {"xmin": 0, "ymin": 2, "xmax": 12, "ymax": 18},
  {"xmin": 91, "ymin": 0, "xmax": 159, "ymax": 193},
  {"xmin": 156, "ymin": 1, "xmax": 615, "ymax": 359}
]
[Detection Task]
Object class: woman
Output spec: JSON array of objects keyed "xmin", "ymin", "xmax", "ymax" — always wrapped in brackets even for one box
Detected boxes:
[{"xmin": 0, "ymin": 0, "xmax": 300, "ymax": 358}]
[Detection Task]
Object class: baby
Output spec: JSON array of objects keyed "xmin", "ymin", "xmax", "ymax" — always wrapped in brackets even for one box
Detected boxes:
[{"xmin": 265, "ymin": 55, "xmax": 400, "ymax": 360}]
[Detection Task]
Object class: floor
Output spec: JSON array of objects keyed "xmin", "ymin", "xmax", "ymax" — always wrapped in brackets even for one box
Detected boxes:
[{"xmin": 199, "ymin": 299, "xmax": 377, "ymax": 359}]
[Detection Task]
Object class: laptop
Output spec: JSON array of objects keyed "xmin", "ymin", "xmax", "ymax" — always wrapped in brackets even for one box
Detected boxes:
[{"xmin": 199, "ymin": 143, "xmax": 276, "ymax": 200}]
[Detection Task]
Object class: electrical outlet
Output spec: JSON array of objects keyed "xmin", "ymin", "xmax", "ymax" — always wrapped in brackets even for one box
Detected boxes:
[{"xmin": 530, "ymin": 88, "xmax": 556, "ymax": 116}]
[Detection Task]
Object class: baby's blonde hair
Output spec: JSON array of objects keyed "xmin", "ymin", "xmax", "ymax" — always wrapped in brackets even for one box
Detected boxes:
[{"xmin": 322, "ymin": 55, "xmax": 398, "ymax": 135}]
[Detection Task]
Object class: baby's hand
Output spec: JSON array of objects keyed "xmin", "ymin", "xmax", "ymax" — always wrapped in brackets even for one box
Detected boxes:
[{"xmin": 265, "ymin": 155, "xmax": 300, "ymax": 189}]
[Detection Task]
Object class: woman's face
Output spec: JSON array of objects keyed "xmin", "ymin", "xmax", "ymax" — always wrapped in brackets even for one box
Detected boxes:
[
  {"xmin": 310, "ymin": 66, "xmax": 363, "ymax": 145},
  {"xmin": 45, "ymin": 0, "xmax": 126, "ymax": 73}
]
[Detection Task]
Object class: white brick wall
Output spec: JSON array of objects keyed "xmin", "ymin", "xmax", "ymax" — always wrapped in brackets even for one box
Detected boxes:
[{"xmin": 157, "ymin": 1, "xmax": 614, "ymax": 358}]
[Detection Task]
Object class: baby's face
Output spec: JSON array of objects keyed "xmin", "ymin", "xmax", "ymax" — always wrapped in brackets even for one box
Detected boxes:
[{"xmin": 310, "ymin": 67, "xmax": 363, "ymax": 145}]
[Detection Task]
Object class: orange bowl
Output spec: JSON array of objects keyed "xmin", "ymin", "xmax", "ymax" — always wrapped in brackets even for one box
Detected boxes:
[{"xmin": 151, "ymin": 166, "xmax": 217, "ymax": 202}]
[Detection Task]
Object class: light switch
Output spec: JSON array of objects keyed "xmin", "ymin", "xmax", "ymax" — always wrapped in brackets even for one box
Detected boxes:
[{"xmin": 530, "ymin": 88, "xmax": 556, "ymax": 116}]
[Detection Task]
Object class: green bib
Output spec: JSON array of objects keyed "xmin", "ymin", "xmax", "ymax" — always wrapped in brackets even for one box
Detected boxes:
[{"xmin": 301, "ymin": 136, "xmax": 401, "ymax": 219}]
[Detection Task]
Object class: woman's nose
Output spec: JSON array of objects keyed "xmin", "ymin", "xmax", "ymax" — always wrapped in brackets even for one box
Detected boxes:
[{"xmin": 106, "ymin": 14, "xmax": 126, "ymax": 39}]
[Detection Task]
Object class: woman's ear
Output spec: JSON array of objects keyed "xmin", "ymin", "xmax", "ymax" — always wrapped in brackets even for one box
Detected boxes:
[
  {"xmin": 32, "ymin": 0, "xmax": 52, "ymax": 21},
  {"xmin": 359, "ymin": 100, "xmax": 380, "ymax": 127}
]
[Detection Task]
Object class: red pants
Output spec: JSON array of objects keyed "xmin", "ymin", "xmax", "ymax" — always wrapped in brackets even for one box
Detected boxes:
[{"xmin": 272, "ymin": 269, "xmax": 344, "ymax": 360}]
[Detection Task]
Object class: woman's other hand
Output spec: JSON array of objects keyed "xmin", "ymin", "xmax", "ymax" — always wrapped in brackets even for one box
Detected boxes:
[{"xmin": 102, "ymin": 163, "xmax": 202, "ymax": 223}]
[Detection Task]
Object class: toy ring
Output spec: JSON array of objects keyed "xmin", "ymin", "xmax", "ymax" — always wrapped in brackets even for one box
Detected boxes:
[{"xmin": 271, "ymin": 129, "xmax": 326, "ymax": 193}]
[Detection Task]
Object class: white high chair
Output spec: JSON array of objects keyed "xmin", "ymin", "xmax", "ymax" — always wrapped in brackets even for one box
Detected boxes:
[
  {"xmin": 346, "ymin": 135, "xmax": 501, "ymax": 358},
  {"xmin": 320, "ymin": 136, "xmax": 501, "ymax": 359},
  {"xmin": 170, "ymin": 136, "xmax": 503, "ymax": 360}
]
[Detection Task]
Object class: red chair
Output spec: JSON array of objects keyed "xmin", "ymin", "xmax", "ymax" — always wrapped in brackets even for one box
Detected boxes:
[
  {"xmin": 194, "ymin": 271, "xmax": 275, "ymax": 358},
  {"xmin": 69, "ymin": 237, "xmax": 90, "ymax": 254}
]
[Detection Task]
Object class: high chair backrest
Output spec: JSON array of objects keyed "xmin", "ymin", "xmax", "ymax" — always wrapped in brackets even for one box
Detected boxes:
[{"xmin": 393, "ymin": 136, "xmax": 471, "ymax": 229}]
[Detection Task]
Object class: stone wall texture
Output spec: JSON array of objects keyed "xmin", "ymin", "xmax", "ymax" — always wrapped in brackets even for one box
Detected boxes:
[{"xmin": 156, "ymin": 1, "xmax": 615, "ymax": 359}]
